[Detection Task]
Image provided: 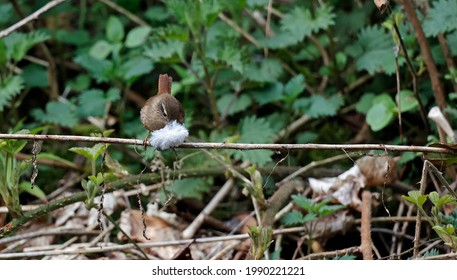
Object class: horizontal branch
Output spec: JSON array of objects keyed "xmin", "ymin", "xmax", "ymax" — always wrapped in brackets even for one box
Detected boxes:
[{"xmin": 0, "ymin": 133, "xmax": 453, "ymax": 154}]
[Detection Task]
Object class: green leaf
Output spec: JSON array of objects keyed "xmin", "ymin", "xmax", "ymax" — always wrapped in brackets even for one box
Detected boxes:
[
  {"xmin": 319, "ymin": 204, "xmax": 346, "ymax": 216},
  {"xmin": 31, "ymin": 101, "xmax": 78, "ymax": 128},
  {"xmin": 69, "ymin": 143, "xmax": 108, "ymax": 162},
  {"xmin": 20, "ymin": 182, "xmax": 47, "ymax": 203},
  {"xmin": 143, "ymin": 40, "xmax": 185, "ymax": 61},
  {"xmin": 284, "ymin": 74, "xmax": 305, "ymax": 102},
  {"xmin": 55, "ymin": 29, "xmax": 90, "ymax": 46},
  {"xmin": 37, "ymin": 153, "xmax": 79, "ymax": 170},
  {"xmin": 217, "ymin": 94, "xmax": 252, "ymax": 116},
  {"xmin": 74, "ymin": 54, "xmax": 113, "ymax": 82},
  {"xmin": 366, "ymin": 103, "xmax": 394, "ymax": 132},
  {"xmin": 423, "ymin": 0, "xmax": 457, "ymax": 37},
  {"xmin": 396, "ymin": 90, "xmax": 418, "ymax": 112},
  {"xmin": 21, "ymin": 64, "xmax": 49, "ymax": 88},
  {"xmin": 119, "ymin": 56, "xmax": 154, "ymax": 81},
  {"xmin": 106, "ymin": 16, "xmax": 125, "ymax": 43},
  {"xmin": 0, "ymin": 3, "xmax": 13, "ymax": 24},
  {"xmin": 4, "ymin": 31, "xmax": 49, "ymax": 62},
  {"xmin": 292, "ymin": 194, "xmax": 314, "ymax": 211},
  {"xmin": 66, "ymin": 74, "xmax": 91, "ymax": 92},
  {"xmin": 346, "ymin": 26, "xmax": 397, "ymax": 75},
  {"xmin": 281, "ymin": 211, "xmax": 305, "ymax": 226},
  {"xmin": 403, "ymin": 190, "xmax": 427, "ymax": 207},
  {"xmin": 125, "ymin": 26, "xmax": 152, "ymax": 48},
  {"xmin": 280, "ymin": 5, "xmax": 335, "ymax": 42},
  {"xmin": 0, "ymin": 75, "xmax": 24, "ymax": 112},
  {"xmin": 356, "ymin": 93, "xmax": 375, "ymax": 114},
  {"xmin": 428, "ymin": 191, "xmax": 440, "ymax": 206},
  {"xmin": 233, "ymin": 116, "xmax": 275, "ymax": 165},
  {"xmin": 436, "ymin": 194, "xmax": 457, "ymax": 208},
  {"xmin": 78, "ymin": 88, "xmax": 120, "ymax": 117},
  {"xmin": 305, "ymin": 95, "xmax": 344, "ymax": 118},
  {"xmin": 164, "ymin": 178, "xmax": 210, "ymax": 200},
  {"xmin": 246, "ymin": 59, "xmax": 283, "ymax": 83},
  {"xmin": 247, "ymin": 0, "xmax": 269, "ymax": 8},
  {"xmin": 250, "ymin": 83, "xmax": 284, "ymax": 106},
  {"xmin": 89, "ymin": 40, "xmax": 112, "ymax": 60}
]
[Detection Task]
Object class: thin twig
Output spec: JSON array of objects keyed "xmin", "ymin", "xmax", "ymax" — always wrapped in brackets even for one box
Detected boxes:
[
  {"xmin": 182, "ymin": 178, "xmax": 235, "ymax": 239},
  {"xmin": 361, "ymin": 191, "xmax": 373, "ymax": 259},
  {"xmin": 297, "ymin": 246, "xmax": 361, "ymax": 260},
  {"xmin": 218, "ymin": 12, "xmax": 260, "ymax": 47},
  {"xmin": 0, "ymin": 133, "xmax": 454, "ymax": 154},
  {"xmin": 0, "ymin": 225, "xmax": 315, "ymax": 259},
  {"xmin": 413, "ymin": 160, "xmax": 428, "ymax": 258},
  {"xmin": 0, "ymin": 0, "xmax": 68, "ymax": 38}
]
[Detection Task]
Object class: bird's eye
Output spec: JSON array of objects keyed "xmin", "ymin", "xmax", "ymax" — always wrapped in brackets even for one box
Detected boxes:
[{"xmin": 161, "ymin": 103, "xmax": 168, "ymax": 117}]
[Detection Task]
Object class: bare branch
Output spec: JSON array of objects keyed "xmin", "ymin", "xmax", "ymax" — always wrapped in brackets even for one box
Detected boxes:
[{"xmin": 0, "ymin": 134, "xmax": 453, "ymax": 154}]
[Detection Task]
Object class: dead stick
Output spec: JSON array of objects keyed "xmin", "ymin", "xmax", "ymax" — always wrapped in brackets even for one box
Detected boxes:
[{"xmin": 361, "ymin": 191, "xmax": 373, "ymax": 260}]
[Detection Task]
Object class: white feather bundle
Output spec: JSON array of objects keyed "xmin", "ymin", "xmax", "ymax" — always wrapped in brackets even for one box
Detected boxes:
[{"xmin": 149, "ymin": 120, "xmax": 189, "ymax": 150}]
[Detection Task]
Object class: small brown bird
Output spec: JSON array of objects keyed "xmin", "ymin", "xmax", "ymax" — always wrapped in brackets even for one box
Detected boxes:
[{"xmin": 140, "ymin": 74, "xmax": 185, "ymax": 136}]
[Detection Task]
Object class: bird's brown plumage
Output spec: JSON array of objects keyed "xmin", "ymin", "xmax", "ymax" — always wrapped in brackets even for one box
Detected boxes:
[{"xmin": 140, "ymin": 74, "xmax": 185, "ymax": 132}]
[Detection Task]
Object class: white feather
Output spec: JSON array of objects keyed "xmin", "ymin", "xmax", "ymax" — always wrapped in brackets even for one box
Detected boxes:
[{"xmin": 149, "ymin": 120, "xmax": 189, "ymax": 150}]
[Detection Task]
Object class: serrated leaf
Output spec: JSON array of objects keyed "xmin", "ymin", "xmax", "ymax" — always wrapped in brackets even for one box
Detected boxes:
[
  {"xmin": 0, "ymin": 75, "xmax": 24, "ymax": 112},
  {"xmin": 217, "ymin": 94, "xmax": 252, "ymax": 116},
  {"xmin": 89, "ymin": 40, "xmax": 112, "ymax": 60},
  {"xmin": 281, "ymin": 211, "xmax": 305, "ymax": 226},
  {"xmin": 233, "ymin": 116, "xmax": 275, "ymax": 165},
  {"xmin": 250, "ymin": 82, "xmax": 284, "ymax": 105},
  {"xmin": 4, "ymin": 31, "xmax": 49, "ymax": 62},
  {"xmin": 106, "ymin": 16, "xmax": 124, "ymax": 43},
  {"xmin": 280, "ymin": 5, "xmax": 335, "ymax": 42},
  {"xmin": 292, "ymin": 194, "xmax": 314, "ymax": 211},
  {"xmin": 403, "ymin": 190, "xmax": 427, "ymax": 207},
  {"xmin": 164, "ymin": 178, "xmax": 210, "ymax": 200},
  {"xmin": 31, "ymin": 101, "xmax": 78, "ymax": 128},
  {"xmin": 319, "ymin": 204, "xmax": 346, "ymax": 216},
  {"xmin": 346, "ymin": 26, "xmax": 397, "ymax": 75},
  {"xmin": 74, "ymin": 54, "xmax": 113, "ymax": 83},
  {"xmin": 284, "ymin": 74, "xmax": 305, "ymax": 101},
  {"xmin": 143, "ymin": 40, "xmax": 185, "ymax": 61},
  {"xmin": 423, "ymin": 0, "xmax": 457, "ymax": 37},
  {"xmin": 69, "ymin": 143, "xmax": 107, "ymax": 162},
  {"xmin": 21, "ymin": 64, "xmax": 48, "ymax": 88},
  {"xmin": 125, "ymin": 26, "xmax": 152, "ymax": 48},
  {"xmin": 396, "ymin": 90, "xmax": 418, "ymax": 112},
  {"xmin": 246, "ymin": 59, "xmax": 283, "ymax": 83},
  {"xmin": 119, "ymin": 56, "xmax": 154, "ymax": 81},
  {"xmin": 306, "ymin": 95, "xmax": 344, "ymax": 118},
  {"xmin": 78, "ymin": 89, "xmax": 105, "ymax": 117}
]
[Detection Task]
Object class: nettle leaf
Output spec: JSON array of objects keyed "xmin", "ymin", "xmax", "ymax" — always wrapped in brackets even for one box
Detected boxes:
[
  {"xmin": 0, "ymin": 75, "xmax": 24, "ymax": 112},
  {"xmin": 125, "ymin": 26, "xmax": 152, "ymax": 48},
  {"xmin": 306, "ymin": 95, "xmax": 344, "ymax": 118},
  {"xmin": 403, "ymin": 190, "xmax": 428, "ymax": 207},
  {"xmin": 396, "ymin": 90, "xmax": 418, "ymax": 112},
  {"xmin": 55, "ymin": 29, "xmax": 90, "ymax": 46},
  {"xmin": 74, "ymin": 54, "xmax": 113, "ymax": 83},
  {"xmin": 78, "ymin": 88, "xmax": 120, "ymax": 117},
  {"xmin": 281, "ymin": 211, "xmax": 306, "ymax": 226},
  {"xmin": 284, "ymin": 74, "xmax": 306, "ymax": 102},
  {"xmin": 423, "ymin": 0, "xmax": 457, "ymax": 37},
  {"xmin": 346, "ymin": 26, "xmax": 396, "ymax": 75},
  {"xmin": 89, "ymin": 40, "xmax": 112, "ymax": 60},
  {"xmin": 32, "ymin": 101, "xmax": 78, "ymax": 128},
  {"xmin": 69, "ymin": 143, "xmax": 108, "ymax": 162},
  {"xmin": 119, "ymin": 56, "xmax": 154, "ymax": 82},
  {"xmin": 233, "ymin": 116, "xmax": 275, "ymax": 165},
  {"xmin": 280, "ymin": 4, "xmax": 335, "ymax": 42},
  {"xmin": 217, "ymin": 94, "xmax": 252, "ymax": 116},
  {"xmin": 4, "ymin": 31, "xmax": 49, "ymax": 62},
  {"xmin": 246, "ymin": 59, "xmax": 283, "ymax": 83},
  {"xmin": 164, "ymin": 178, "xmax": 210, "ymax": 200},
  {"xmin": 291, "ymin": 194, "xmax": 314, "ymax": 211},
  {"xmin": 143, "ymin": 40, "xmax": 185, "ymax": 61},
  {"xmin": 250, "ymin": 82, "xmax": 284, "ymax": 106},
  {"xmin": 106, "ymin": 16, "xmax": 124, "ymax": 43}
]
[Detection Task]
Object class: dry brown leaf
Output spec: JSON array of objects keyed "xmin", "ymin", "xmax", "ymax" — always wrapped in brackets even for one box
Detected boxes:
[
  {"xmin": 117, "ymin": 209, "xmax": 181, "ymax": 259},
  {"xmin": 356, "ymin": 156, "xmax": 398, "ymax": 186}
]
